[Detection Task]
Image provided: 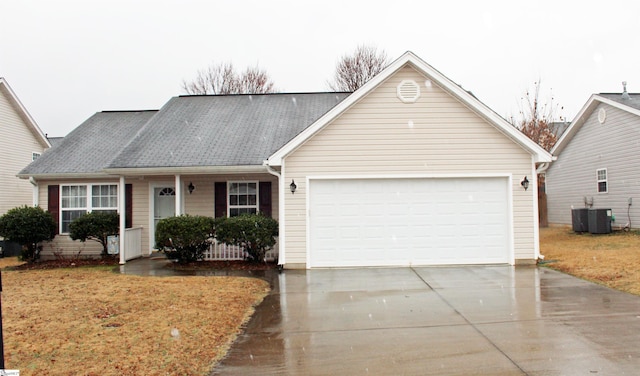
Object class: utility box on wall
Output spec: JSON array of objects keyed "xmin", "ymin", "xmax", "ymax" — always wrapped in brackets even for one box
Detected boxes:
[
  {"xmin": 571, "ymin": 208, "xmax": 589, "ymax": 233},
  {"xmin": 588, "ymin": 209, "xmax": 612, "ymax": 234}
]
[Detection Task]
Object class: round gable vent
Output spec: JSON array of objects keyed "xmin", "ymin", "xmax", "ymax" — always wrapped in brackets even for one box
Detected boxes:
[
  {"xmin": 397, "ymin": 80, "xmax": 420, "ymax": 103},
  {"xmin": 598, "ymin": 108, "xmax": 606, "ymax": 124}
]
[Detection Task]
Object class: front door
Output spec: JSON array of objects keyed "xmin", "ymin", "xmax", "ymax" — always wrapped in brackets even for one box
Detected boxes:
[{"xmin": 153, "ymin": 187, "xmax": 176, "ymax": 247}]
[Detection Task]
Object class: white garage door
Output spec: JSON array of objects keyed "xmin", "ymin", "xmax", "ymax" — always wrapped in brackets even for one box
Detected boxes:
[{"xmin": 309, "ymin": 178, "xmax": 510, "ymax": 267}]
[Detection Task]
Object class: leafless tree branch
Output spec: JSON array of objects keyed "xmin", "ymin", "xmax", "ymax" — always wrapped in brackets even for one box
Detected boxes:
[
  {"xmin": 328, "ymin": 45, "xmax": 390, "ymax": 92},
  {"xmin": 182, "ymin": 62, "xmax": 276, "ymax": 95}
]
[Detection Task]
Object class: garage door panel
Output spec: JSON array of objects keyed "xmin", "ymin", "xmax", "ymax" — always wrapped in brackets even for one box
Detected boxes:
[{"xmin": 309, "ymin": 178, "xmax": 510, "ymax": 267}]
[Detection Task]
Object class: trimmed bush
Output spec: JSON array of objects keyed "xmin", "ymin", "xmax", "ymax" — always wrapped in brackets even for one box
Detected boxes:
[
  {"xmin": 0, "ymin": 206, "xmax": 56, "ymax": 262},
  {"xmin": 155, "ymin": 215, "xmax": 215, "ymax": 263},
  {"xmin": 215, "ymin": 213, "xmax": 278, "ymax": 263},
  {"xmin": 69, "ymin": 211, "xmax": 120, "ymax": 257}
]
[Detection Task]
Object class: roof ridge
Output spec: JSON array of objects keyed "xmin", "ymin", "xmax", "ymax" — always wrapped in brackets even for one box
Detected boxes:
[{"xmin": 177, "ymin": 91, "xmax": 352, "ymax": 98}]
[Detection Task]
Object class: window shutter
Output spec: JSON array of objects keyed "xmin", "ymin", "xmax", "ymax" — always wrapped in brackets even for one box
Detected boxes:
[
  {"xmin": 48, "ymin": 185, "xmax": 60, "ymax": 235},
  {"xmin": 125, "ymin": 184, "xmax": 133, "ymax": 228},
  {"xmin": 259, "ymin": 181, "xmax": 272, "ymax": 217},
  {"xmin": 214, "ymin": 182, "xmax": 227, "ymax": 218}
]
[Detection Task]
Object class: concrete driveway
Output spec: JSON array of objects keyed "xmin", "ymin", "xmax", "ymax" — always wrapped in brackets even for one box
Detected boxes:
[{"xmin": 211, "ymin": 266, "xmax": 640, "ymax": 375}]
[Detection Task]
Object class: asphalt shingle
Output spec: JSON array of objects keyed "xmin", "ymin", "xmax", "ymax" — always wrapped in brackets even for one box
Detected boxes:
[
  {"xmin": 107, "ymin": 93, "xmax": 350, "ymax": 168},
  {"xmin": 19, "ymin": 110, "xmax": 158, "ymax": 175}
]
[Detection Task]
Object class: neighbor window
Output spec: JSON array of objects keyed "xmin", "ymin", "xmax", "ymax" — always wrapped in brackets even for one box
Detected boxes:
[
  {"xmin": 32, "ymin": 152, "xmax": 41, "ymax": 161},
  {"xmin": 60, "ymin": 184, "xmax": 118, "ymax": 233},
  {"xmin": 228, "ymin": 182, "xmax": 258, "ymax": 216},
  {"xmin": 597, "ymin": 169, "xmax": 608, "ymax": 193}
]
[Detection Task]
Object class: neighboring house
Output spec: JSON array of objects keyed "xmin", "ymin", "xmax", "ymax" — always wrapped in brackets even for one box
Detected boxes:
[
  {"xmin": 546, "ymin": 86, "xmax": 640, "ymax": 229},
  {"xmin": 19, "ymin": 52, "xmax": 551, "ymax": 268},
  {"xmin": 0, "ymin": 77, "xmax": 51, "ymax": 215},
  {"xmin": 46, "ymin": 136, "xmax": 64, "ymax": 147}
]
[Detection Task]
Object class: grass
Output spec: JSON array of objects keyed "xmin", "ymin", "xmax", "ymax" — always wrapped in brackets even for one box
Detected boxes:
[
  {"xmin": 540, "ymin": 226, "xmax": 640, "ymax": 295},
  {"xmin": 0, "ymin": 259, "xmax": 269, "ymax": 375}
]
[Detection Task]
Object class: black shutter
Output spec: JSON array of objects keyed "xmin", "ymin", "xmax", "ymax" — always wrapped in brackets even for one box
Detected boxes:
[
  {"xmin": 48, "ymin": 185, "xmax": 60, "ymax": 235},
  {"xmin": 125, "ymin": 184, "xmax": 133, "ymax": 228},
  {"xmin": 214, "ymin": 182, "xmax": 227, "ymax": 218},
  {"xmin": 259, "ymin": 181, "xmax": 272, "ymax": 217}
]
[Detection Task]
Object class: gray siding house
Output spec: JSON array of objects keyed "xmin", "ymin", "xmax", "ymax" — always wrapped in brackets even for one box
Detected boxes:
[{"xmin": 546, "ymin": 88, "xmax": 640, "ymax": 229}]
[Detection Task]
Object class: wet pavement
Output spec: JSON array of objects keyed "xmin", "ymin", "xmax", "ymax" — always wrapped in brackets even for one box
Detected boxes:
[{"xmin": 208, "ymin": 266, "xmax": 640, "ymax": 375}]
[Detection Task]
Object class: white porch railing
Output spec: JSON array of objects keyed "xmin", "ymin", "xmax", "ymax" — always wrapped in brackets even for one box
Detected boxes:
[
  {"xmin": 204, "ymin": 239, "xmax": 277, "ymax": 261},
  {"xmin": 124, "ymin": 227, "xmax": 143, "ymax": 261}
]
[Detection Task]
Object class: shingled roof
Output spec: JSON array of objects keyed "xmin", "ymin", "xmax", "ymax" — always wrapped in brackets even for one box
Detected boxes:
[
  {"xmin": 19, "ymin": 93, "xmax": 350, "ymax": 177},
  {"xmin": 107, "ymin": 93, "xmax": 350, "ymax": 169},
  {"xmin": 19, "ymin": 110, "xmax": 158, "ymax": 177},
  {"xmin": 598, "ymin": 93, "xmax": 640, "ymax": 111}
]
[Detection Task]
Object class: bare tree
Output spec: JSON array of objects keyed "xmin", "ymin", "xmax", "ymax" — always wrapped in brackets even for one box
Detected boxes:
[
  {"xmin": 182, "ymin": 62, "xmax": 276, "ymax": 95},
  {"xmin": 512, "ymin": 80, "xmax": 564, "ymax": 152},
  {"xmin": 328, "ymin": 45, "xmax": 390, "ymax": 92}
]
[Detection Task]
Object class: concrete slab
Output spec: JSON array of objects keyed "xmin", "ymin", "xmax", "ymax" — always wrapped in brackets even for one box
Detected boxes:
[{"xmin": 211, "ymin": 266, "xmax": 640, "ymax": 375}]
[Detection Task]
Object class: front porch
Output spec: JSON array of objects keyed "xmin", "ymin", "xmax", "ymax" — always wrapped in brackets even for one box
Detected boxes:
[{"xmin": 122, "ymin": 227, "xmax": 277, "ymax": 262}]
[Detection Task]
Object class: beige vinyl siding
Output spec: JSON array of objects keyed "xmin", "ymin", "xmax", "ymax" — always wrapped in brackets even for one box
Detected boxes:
[
  {"xmin": 0, "ymin": 90, "xmax": 47, "ymax": 215},
  {"xmin": 283, "ymin": 65, "xmax": 535, "ymax": 266},
  {"xmin": 547, "ymin": 103, "xmax": 640, "ymax": 228}
]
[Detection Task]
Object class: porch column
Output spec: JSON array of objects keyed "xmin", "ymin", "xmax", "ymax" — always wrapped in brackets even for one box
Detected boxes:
[
  {"xmin": 175, "ymin": 175, "xmax": 182, "ymax": 215},
  {"xmin": 119, "ymin": 176, "xmax": 126, "ymax": 265}
]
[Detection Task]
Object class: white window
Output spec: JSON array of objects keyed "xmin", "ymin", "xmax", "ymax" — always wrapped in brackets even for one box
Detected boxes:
[
  {"xmin": 60, "ymin": 184, "xmax": 118, "ymax": 233},
  {"xmin": 228, "ymin": 182, "xmax": 258, "ymax": 216},
  {"xmin": 597, "ymin": 169, "xmax": 608, "ymax": 193},
  {"xmin": 32, "ymin": 152, "xmax": 41, "ymax": 161}
]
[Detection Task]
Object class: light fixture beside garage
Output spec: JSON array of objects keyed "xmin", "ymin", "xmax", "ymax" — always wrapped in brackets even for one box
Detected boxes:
[
  {"xmin": 290, "ymin": 179, "xmax": 297, "ymax": 194},
  {"xmin": 521, "ymin": 176, "xmax": 529, "ymax": 191},
  {"xmin": 188, "ymin": 182, "xmax": 195, "ymax": 194}
]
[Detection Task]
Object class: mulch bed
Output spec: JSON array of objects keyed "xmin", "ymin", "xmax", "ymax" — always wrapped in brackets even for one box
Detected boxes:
[{"xmin": 167, "ymin": 260, "xmax": 278, "ymax": 271}]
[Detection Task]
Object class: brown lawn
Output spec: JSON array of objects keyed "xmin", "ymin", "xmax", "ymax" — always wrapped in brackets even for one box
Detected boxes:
[
  {"xmin": 0, "ymin": 260, "xmax": 269, "ymax": 376},
  {"xmin": 540, "ymin": 226, "xmax": 640, "ymax": 295}
]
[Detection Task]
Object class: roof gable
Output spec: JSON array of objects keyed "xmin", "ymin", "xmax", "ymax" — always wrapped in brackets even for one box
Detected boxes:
[
  {"xmin": 266, "ymin": 51, "xmax": 552, "ymax": 166},
  {"xmin": 0, "ymin": 78, "xmax": 50, "ymax": 149},
  {"xmin": 551, "ymin": 93, "xmax": 640, "ymax": 155}
]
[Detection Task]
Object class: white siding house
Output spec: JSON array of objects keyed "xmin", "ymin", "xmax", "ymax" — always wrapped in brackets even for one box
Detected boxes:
[{"xmin": 0, "ymin": 78, "xmax": 50, "ymax": 215}]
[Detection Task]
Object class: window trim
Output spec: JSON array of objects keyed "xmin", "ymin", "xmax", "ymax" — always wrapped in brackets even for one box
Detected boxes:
[
  {"xmin": 59, "ymin": 183, "xmax": 119, "ymax": 234},
  {"xmin": 227, "ymin": 181, "xmax": 259, "ymax": 217},
  {"xmin": 596, "ymin": 168, "xmax": 608, "ymax": 194}
]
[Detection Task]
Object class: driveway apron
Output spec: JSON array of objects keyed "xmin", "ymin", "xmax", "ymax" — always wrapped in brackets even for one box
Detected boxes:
[{"xmin": 211, "ymin": 266, "xmax": 640, "ymax": 375}]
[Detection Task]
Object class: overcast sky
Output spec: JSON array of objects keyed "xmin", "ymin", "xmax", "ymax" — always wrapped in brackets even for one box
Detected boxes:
[{"xmin": 1, "ymin": 0, "xmax": 638, "ymax": 137}]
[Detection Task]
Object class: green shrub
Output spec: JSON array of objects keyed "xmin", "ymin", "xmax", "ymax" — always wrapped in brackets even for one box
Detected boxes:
[
  {"xmin": 0, "ymin": 206, "xmax": 56, "ymax": 262},
  {"xmin": 215, "ymin": 213, "xmax": 278, "ymax": 263},
  {"xmin": 155, "ymin": 215, "xmax": 215, "ymax": 263},
  {"xmin": 69, "ymin": 211, "xmax": 120, "ymax": 257}
]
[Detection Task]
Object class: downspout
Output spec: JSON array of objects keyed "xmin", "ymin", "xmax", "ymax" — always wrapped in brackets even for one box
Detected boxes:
[
  {"xmin": 264, "ymin": 161, "xmax": 284, "ymax": 267},
  {"xmin": 119, "ymin": 176, "xmax": 126, "ymax": 265},
  {"xmin": 29, "ymin": 177, "xmax": 38, "ymax": 207}
]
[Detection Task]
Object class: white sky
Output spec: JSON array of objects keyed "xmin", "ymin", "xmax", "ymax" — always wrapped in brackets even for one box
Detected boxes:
[{"xmin": 1, "ymin": 0, "xmax": 639, "ymax": 137}]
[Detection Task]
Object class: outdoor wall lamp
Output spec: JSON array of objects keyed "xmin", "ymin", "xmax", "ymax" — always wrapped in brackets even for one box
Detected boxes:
[
  {"xmin": 521, "ymin": 176, "xmax": 529, "ymax": 191},
  {"xmin": 290, "ymin": 179, "xmax": 297, "ymax": 194},
  {"xmin": 188, "ymin": 182, "xmax": 195, "ymax": 194}
]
